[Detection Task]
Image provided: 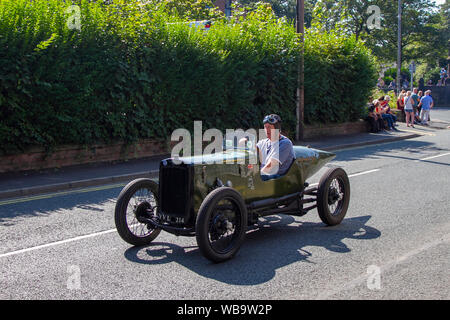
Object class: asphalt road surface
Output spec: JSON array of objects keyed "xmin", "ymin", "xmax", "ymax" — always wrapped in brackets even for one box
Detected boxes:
[{"xmin": 1, "ymin": 109, "xmax": 449, "ymax": 300}]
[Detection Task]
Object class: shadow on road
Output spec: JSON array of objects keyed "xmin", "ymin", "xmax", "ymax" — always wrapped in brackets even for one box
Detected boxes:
[
  {"xmin": 124, "ymin": 215, "xmax": 381, "ymax": 285},
  {"xmin": 0, "ymin": 187, "xmax": 120, "ymax": 226},
  {"xmin": 334, "ymin": 139, "xmax": 448, "ymax": 163}
]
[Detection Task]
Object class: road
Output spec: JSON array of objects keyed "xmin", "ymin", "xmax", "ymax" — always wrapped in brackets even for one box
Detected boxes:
[{"xmin": 0, "ymin": 108, "xmax": 449, "ymax": 300}]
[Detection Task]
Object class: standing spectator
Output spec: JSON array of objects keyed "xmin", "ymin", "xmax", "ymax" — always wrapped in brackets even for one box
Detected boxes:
[
  {"xmin": 418, "ymin": 90, "xmax": 434, "ymax": 125},
  {"xmin": 403, "ymin": 91, "xmax": 415, "ymax": 127},
  {"xmin": 397, "ymin": 89, "xmax": 406, "ymax": 110},
  {"xmin": 411, "ymin": 88, "xmax": 420, "ymax": 124},
  {"xmin": 397, "ymin": 89, "xmax": 406, "ymax": 121},
  {"xmin": 427, "ymin": 79, "xmax": 433, "ymax": 86},
  {"xmin": 419, "ymin": 77, "xmax": 425, "ymax": 92},
  {"xmin": 417, "ymin": 90, "xmax": 424, "ymax": 119},
  {"xmin": 440, "ymin": 68, "xmax": 447, "ymax": 85},
  {"xmin": 377, "ymin": 77, "xmax": 385, "ymax": 89}
]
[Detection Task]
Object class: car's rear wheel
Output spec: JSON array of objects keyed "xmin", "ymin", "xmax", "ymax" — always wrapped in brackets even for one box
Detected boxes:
[
  {"xmin": 115, "ymin": 178, "xmax": 161, "ymax": 246},
  {"xmin": 195, "ymin": 187, "xmax": 247, "ymax": 263},
  {"xmin": 317, "ymin": 167, "xmax": 350, "ymax": 226}
]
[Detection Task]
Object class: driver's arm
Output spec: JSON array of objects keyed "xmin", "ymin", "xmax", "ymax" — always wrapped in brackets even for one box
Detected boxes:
[
  {"xmin": 261, "ymin": 158, "xmax": 280, "ymax": 175},
  {"xmin": 238, "ymin": 137, "xmax": 247, "ymax": 148}
]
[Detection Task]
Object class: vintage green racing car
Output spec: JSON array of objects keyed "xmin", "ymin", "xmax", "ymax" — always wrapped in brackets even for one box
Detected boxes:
[{"xmin": 114, "ymin": 142, "xmax": 350, "ymax": 263}]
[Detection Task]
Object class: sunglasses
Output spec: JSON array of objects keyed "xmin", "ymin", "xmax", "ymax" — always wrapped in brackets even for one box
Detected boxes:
[{"xmin": 263, "ymin": 115, "xmax": 281, "ymax": 125}]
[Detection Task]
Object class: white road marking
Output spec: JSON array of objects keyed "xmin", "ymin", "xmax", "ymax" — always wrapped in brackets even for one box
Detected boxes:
[
  {"xmin": 348, "ymin": 169, "xmax": 381, "ymax": 178},
  {"xmin": 0, "ymin": 229, "xmax": 117, "ymax": 259},
  {"xmin": 0, "ymin": 168, "xmax": 381, "ymax": 259},
  {"xmin": 416, "ymin": 152, "xmax": 450, "ymax": 162},
  {"xmin": 309, "ymin": 168, "xmax": 381, "ymax": 187}
]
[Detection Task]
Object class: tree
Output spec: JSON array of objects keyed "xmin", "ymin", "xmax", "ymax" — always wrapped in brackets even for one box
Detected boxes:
[
  {"xmin": 234, "ymin": 0, "xmax": 318, "ymax": 27},
  {"xmin": 309, "ymin": 0, "xmax": 441, "ymax": 64}
]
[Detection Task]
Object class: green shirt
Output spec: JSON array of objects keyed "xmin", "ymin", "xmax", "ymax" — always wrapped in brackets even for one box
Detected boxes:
[{"xmin": 411, "ymin": 93, "xmax": 420, "ymax": 107}]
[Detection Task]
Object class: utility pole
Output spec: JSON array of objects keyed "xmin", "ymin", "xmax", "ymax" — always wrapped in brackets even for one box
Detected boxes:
[
  {"xmin": 396, "ymin": 0, "xmax": 402, "ymax": 95},
  {"xmin": 409, "ymin": 61, "xmax": 416, "ymax": 91},
  {"xmin": 296, "ymin": 0, "xmax": 304, "ymax": 141}
]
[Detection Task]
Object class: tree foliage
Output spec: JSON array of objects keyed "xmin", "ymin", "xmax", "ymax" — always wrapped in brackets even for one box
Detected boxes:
[{"xmin": 245, "ymin": 0, "xmax": 447, "ymax": 80}]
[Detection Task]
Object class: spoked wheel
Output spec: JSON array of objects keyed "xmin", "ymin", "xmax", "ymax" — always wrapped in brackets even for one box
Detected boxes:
[
  {"xmin": 196, "ymin": 187, "xmax": 247, "ymax": 263},
  {"xmin": 317, "ymin": 167, "xmax": 350, "ymax": 226},
  {"xmin": 114, "ymin": 178, "xmax": 161, "ymax": 246}
]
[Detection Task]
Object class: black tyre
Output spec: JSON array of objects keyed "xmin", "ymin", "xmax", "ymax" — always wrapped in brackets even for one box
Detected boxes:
[
  {"xmin": 195, "ymin": 187, "xmax": 247, "ymax": 263},
  {"xmin": 317, "ymin": 167, "xmax": 350, "ymax": 226},
  {"xmin": 114, "ymin": 178, "xmax": 161, "ymax": 246}
]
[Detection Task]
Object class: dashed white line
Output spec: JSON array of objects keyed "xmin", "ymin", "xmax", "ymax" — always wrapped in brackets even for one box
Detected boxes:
[
  {"xmin": 348, "ymin": 169, "xmax": 381, "ymax": 178},
  {"xmin": 0, "ymin": 229, "xmax": 117, "ymax": 259},
  {"xmin": 416, "ymin": 152, "xmax": 450, "ymax": 162},
  {"xmin": 309, "ymin": 168, "xmax": 381, "ymax": 187}
]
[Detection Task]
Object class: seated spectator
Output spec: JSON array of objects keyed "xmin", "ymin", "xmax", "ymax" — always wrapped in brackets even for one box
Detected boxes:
[
  {"xmin": 373, "ymin": 99, "xmax": 388, "ymax": 132},
  {"xmin": 388, "ymin": 80, "xmax": 396, "ymax": 91},
  {"xmin": 367, "ymin": 103, "xmax": 382, "ymax": 133},
  {"xmin": 383, "ymin": 95, "xmax": 398, "ymax": 125},
  {"xmin": 377, "ymin": 98, "xmax": 398, "ymax": 131}
]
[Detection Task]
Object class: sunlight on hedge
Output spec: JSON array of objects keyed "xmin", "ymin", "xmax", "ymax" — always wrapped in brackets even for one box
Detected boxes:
[{"xmin": 0, "ymin": 0, "xmax": 377, "ymax": 153}]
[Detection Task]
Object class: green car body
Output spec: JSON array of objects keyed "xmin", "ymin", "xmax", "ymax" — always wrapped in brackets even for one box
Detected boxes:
[
  {"xmin": 157, "ymin": 145, "xmax": 336, "ymax": 227},
  {"xmin": 183, "ymin": 146, "xmax": 336, "ymax": 211}
]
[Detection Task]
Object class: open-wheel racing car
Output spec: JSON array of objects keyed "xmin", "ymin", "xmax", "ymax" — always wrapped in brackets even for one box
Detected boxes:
[{"xmin": 114, "ymin": 143, "xmax": 350, "ymax": 263}]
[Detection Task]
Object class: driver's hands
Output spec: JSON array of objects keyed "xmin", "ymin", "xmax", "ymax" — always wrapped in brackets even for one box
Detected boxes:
[{"xmin": 238, "ymin": 137, "xmax": 248, "ymax": 148}]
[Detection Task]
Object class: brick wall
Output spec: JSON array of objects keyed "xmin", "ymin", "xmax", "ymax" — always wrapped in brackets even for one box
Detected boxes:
[
  {"xmin": 303, "ymin": 120, "xmax": 370, "ymax": 140},
  {"xmin": 0, "ymin": 121, "xmax": 370, "ymax": 173},
  {"xmin": 0, "ymin": 139, "xmax": 170, "ymax": 173}
]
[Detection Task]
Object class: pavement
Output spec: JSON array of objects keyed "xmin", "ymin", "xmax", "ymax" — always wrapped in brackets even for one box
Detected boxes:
[{"xmin": 0, "ymin": 120, "xmax": 448, "ymax": 201}]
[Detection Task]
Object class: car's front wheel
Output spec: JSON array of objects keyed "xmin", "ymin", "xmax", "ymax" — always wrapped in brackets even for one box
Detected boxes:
[
  {"xmin": 317, "ymin": 167, "xmax": 350, "ymax": 226},
  {"xmin": 114, "ymin": 178, "xmax": 161, "ymax": 246},
  {"xmin": 195, "ymin": 187, "xmax": 247, "ymax": 263}
]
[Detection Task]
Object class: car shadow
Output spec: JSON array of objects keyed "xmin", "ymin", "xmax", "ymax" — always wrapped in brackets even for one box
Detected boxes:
[{"xmin": 124, "ymin": 215, "xmax": 380, "ymax": 285}]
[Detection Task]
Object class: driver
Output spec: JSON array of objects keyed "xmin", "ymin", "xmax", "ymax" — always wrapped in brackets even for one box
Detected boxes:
[{"xmin": 257, "ymin": 114, "xmax": 295, "ymax": 180}]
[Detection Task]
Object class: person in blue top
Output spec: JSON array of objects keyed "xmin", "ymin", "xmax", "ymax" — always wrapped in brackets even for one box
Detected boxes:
[
  {"xmin": 418, "ymin": 90, "xmax": 434, "ymax": 125},
  {"xmin": 256, "ymin": 114, "xmax": 295, "ymax": 181}
]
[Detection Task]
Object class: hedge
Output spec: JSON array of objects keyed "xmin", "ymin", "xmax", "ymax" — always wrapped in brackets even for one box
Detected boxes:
[{"xmin": 0, "ymin": 0, "xmax": 378, "ymax": 154}]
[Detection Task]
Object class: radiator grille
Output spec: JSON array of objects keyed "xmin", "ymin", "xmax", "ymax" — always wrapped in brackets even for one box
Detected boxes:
[{"xmin": 159, "ymin": 164, "xmax": 192, "ymax": 217}]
